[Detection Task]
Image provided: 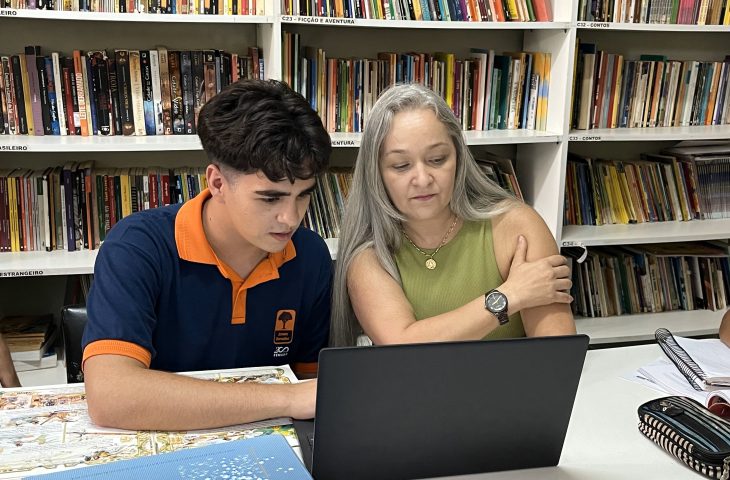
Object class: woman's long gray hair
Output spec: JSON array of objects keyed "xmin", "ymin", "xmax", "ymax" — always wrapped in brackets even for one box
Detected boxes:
[{"xmin": 329, "ymin": 83, "xmax": 519, "ymax": 347}]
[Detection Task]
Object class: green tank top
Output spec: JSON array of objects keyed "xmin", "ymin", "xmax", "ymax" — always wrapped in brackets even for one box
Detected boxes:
[{"xmin": 394, "ymin": 219, "xmax": 525, "ymax": 340}]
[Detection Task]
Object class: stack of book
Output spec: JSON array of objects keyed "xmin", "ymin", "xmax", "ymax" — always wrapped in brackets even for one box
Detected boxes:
[
  {"xmin": 0, "ymin": 314, "xmax": 58, "ymax": 372},
  {"xmin": 303, "ymin": 170, "xmax": 353, "ymax": 239},
  {"xmin": 475, "ymin": 152, "xmax": 524, "ymax": 200},
  {"xmin": 0, "ymin": 45, "xmax": 264, "ymax": 137},
  {"xmin": 566, "ymin": 242, "xmax": 730, "ymax": 318},
  {"xmin": 283, "ymin": 32, "xmax": 551, "ymax": 133},
  {"xmin": 571, "ymin": 44, "xmax": 730, "ymax": 131},
  {"xmin": 578, "ymin": 0, "xmax": 730, "ymax": 25},
  {"xmin": 283, "ymin": 0, "xmax": 553, "ymax": 21},
  {"xmin": 564, "ymin": 143, "xmax": 730, "ymax": 226},
  {"xmin": 0, "ymin": 0, "xmax": 266, "ymax": 14},
  {"xmin": 0, "ymin": 164, "xmax": 206, "ymax": 253}
]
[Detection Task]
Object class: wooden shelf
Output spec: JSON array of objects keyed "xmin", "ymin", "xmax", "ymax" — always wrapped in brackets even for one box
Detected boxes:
[
  {"xmin": 576, "ymin": 309, "xmax": 723, "ymax": 344},
  {"xmin": 560, "ymin": 219, "xmax": 730, "ymax": 247},
  {"xmin": 0, "ymin": 250, "xmax": 98, "ymax": 276},
  {"xmin": 1, "ymin": 8, "xmax": 272, "ymax": 23}
]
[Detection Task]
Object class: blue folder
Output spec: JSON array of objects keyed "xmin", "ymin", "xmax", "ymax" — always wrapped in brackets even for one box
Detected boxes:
[{"xmin": 26, "ymin": 434, "xmax": 311, "ymax": 480}]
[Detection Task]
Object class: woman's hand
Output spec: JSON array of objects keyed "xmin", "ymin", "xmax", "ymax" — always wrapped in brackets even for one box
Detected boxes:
[{"xmin": 499, "ymin": 235, "xmax": 573, "ymax": 316}]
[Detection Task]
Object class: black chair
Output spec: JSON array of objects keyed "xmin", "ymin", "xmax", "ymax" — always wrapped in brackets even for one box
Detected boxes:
[{"xmin": 61, "ymin": 305, "xmax": 88, "ymax": 383}]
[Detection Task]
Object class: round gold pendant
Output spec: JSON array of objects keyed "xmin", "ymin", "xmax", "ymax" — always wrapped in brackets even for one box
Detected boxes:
[{"xmin": 425, "ymin": 258, "xmax": 437, "ymax": 270}]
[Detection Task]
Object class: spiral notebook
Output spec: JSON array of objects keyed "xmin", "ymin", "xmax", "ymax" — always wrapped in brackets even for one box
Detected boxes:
[{"xmin": 655, "ymin": 328, "xmax": 730, "ymax": 391}]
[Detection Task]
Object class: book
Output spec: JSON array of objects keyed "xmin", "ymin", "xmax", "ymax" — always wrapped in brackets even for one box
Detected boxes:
[
  {"xmin": 656, "ymin": 328, "xmax": 730, "ymax": 391},
  {"xmin": 1, "ymin": 314, "xmax": 58, "ymax": 362},
  {"xmin": 24, "ymin": 434, "xmax": 312, "ymax": 480},
  {"xmin": 13, "ymin": 347, "xmax": 57, "ymax": 372}
]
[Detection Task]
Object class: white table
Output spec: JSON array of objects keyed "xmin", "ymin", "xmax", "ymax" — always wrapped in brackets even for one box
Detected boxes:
[
  {"xmin": 7, "ymin": 344, "xmax": 710, "ymax": 480},
  {"xmin": 434, "ymin": 344, "xmax": 703, "ymax": 479}
]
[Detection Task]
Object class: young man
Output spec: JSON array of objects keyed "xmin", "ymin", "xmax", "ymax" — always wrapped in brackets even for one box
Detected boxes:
[
  {"xmin": 82, "ymin": 80, "xmax": 333, "ymax": 431},
  {"xmin": 0, "ymin": 332, "xmax": 21, "ymax": 388}
]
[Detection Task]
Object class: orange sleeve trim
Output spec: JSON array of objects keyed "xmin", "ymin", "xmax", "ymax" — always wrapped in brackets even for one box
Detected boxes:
[
  {"xmin": 292, "ymin": 362, "xmax": 319, "ymax": 377},
  {"xmin": 82, "ymin": 340, "xmax": 152, "ymax": 370}
]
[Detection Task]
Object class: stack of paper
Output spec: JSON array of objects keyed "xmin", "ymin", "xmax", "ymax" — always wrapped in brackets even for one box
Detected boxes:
[{"xmin": 630, "ymin": 335, "xmax": 730, "ymax": 408}]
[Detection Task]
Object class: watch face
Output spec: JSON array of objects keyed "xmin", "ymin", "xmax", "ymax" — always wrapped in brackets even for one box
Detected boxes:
[{"xmin": 487, "ymin": 291, "xmax": 507, "ymax": 312}]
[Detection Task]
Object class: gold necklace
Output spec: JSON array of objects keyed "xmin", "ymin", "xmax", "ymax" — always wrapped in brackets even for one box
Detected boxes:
[{"xmin": 402, "ymin": 215, "xmax": 458, "ymax": 270}]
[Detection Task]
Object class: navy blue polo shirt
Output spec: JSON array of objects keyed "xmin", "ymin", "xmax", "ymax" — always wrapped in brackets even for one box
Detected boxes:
[{"xmin": 82, "ymin": 189, "xmax": 332, "ymax": 375}]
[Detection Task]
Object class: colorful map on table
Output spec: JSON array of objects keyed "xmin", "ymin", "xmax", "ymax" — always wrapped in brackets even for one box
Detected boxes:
[{"xmin": 0, "ymin": 366, "xmax": 300, "ymax": 479}]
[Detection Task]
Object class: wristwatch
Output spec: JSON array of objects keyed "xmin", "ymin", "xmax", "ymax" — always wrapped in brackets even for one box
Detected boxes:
[{"xmin": 484, "ymin": 289, "xmax": 509, "ymax": 326}]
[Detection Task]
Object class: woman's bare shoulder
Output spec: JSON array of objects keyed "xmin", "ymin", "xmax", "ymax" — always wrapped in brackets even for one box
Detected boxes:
[
  {"xmin": 492, "ymin": 204, "xmax": 558, "ymax": 260},
  {"xmin": 492, "ymin": 203, "xmax": 547, "ymax": 235}
]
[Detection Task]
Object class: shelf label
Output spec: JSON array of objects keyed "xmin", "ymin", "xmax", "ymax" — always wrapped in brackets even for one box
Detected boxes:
[
  {"xmin": 0, "ymin": 270, "xmax": 45, "ymax": 277},
  {"xmin": 561, "ymin": 241, "xmax": 585, "ymax": 247},
  {"xmin": 282, "ymin": 15, "xmax": 356, "ymax": 24},
  {"xmin": 0, "ymin": 145, "xmax": 29, "ymax": 151},
  {"xmin": 568, "ymin": 135, "xmax": 602, "ymax": 142},
  {"xmin": 561, "ymin": 241, "xmax": 588, "ymax": 264},
  {"xmin": 331, "ymin": 139, "xmax": 357, "ymax": 146},
  {"xmin": 0, "ymin": 9, "xmax": 18, "ymax": 15},
  {"xmin": 577, "ymin": 21, "xmax": 611, "ymax": 28}
]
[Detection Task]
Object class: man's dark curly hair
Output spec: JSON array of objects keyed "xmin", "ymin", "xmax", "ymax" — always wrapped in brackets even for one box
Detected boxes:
[{"xmin": 197, "ymin": 79, "xmax": 331, "ymax": 182}]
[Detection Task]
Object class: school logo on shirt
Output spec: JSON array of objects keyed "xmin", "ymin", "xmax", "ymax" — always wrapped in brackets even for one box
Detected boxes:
[{"xmin": 273, "ymin": 309, "xmax": 297, "ymax": 348}]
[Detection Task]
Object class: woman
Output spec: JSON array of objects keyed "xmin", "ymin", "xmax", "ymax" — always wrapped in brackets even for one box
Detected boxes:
[{"xmin": 330, "ymin": 84, "xmax": 576, "ymax": 347}]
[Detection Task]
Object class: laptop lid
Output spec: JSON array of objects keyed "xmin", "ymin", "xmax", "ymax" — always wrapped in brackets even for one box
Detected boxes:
[{"xmin": 311, "ymin": 334, "xmax": 589, "ymax": 480}]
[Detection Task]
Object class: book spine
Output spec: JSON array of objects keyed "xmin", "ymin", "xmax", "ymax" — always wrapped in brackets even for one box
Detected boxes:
[
  {"xmin": 2, "ymin": 57, "xmax": 17, "ymax": 135},
  {"xmin": 11, "ymin": 56, "xmax": 29, "ymax": 135},
  {"xmin": 168, "ymin": 51, "xmax": 185, "ymax": 134},
  {"xmin": 180, "ymin": 51, "xmax": 195, "ymax": 134},
  {"xmin": 24, "ymin": 47, "xmax": 44, "ymax": 136},
  {"xmin": 44, "ymin": 57, "xmax": 61, "ymax": 136},
  {"xmin": 62, "ymin": 167, "xmax": 75, "ymax": 252},
  {"xmin": 95, "ymin": 52, "xmax": 113, "ymax": 136},
  {"xmin": 115, "ymin": 50, "xmax": 135, "ymax": 136},
  {"xmin": 140, "ymin": 51, "xmax": 156, "ymax": 135},
  {"xmin": 83, "ymin": 55, "xmax": 98, "ymax": 135},
  {"xmin": 63, "ymin": 58, "xmax": 81, "ymax": 135},
  {"xmin": 128, "ymin": 51, "xmax": 146, "ymax": 136},
  {"xmin": 72, "ymin": 50, "xmax": 89, "ymax": 136},
  {"xmin": 149, "ymin": 50, "xmax": 164, "ymax": 136},
  {"xmin": 157, "ymin": 47, "xmax": 173, "ymax": 135},
  {"xmin": 191, "ymin": 50, "xmax": 205, "ymax": 131},
  {"xmin": 107, "ymin": 57, "xmax": 122, "ymax": 136},
  {"xmin": 0, "ymin": 60, "xmax": 6, "ymax": 135},
  {"xmin": 36, "ymin": 55, "xmax": 53, "ymax": 135}
]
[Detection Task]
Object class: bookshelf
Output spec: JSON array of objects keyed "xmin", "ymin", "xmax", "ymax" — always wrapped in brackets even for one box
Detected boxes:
[{"xmin": 0, "ymin": 0, "xmax": 728, "ymax": 360}]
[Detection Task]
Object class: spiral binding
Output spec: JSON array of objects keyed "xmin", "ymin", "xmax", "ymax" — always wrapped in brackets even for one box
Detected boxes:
[{"xmin": 655, "ymin": 328, "xmax": 706, "ymax": 392}]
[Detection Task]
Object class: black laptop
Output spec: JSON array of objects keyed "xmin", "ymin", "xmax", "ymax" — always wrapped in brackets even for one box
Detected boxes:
[{"xmin": 295, "ymin": 334, "xmax": 589, "ymax": 480}]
